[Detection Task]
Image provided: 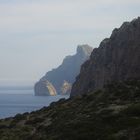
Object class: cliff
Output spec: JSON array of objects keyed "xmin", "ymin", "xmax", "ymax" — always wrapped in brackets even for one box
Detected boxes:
[
  {"xmin": 34, "ymin": 80, "xmax": 57, "ymax": 96},
  {"xmin": 71, "ymin": 17, "xmax": 140, "ymax": 97},
  {"xmin": 0, "ymin": 18, "xmax": 140, "ymax": 140},
  {"xmin": 34, "ymin": 45, "xmax": 93, "ymax": 96}
]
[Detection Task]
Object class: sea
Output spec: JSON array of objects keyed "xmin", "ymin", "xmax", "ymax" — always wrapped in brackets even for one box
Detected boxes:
[{"xmin": 0, "ymin": 87, "xmax": 69, "ymax": 119}]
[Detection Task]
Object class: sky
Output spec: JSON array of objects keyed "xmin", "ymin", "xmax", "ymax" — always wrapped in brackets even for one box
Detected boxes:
[{"xmin": 0, "ymin": 0, "xmax": 139, "ymax": 85}]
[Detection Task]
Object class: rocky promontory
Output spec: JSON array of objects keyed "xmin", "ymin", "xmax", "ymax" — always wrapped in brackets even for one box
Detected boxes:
[{"xmin": 34, "ymin": 45, "xmax": 93, "ymax": 96}]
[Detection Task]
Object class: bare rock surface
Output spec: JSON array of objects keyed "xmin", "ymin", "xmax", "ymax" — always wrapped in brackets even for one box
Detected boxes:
[{"xmin": 71, "ymin": 17, "xmax": 140, "ymax": 97}]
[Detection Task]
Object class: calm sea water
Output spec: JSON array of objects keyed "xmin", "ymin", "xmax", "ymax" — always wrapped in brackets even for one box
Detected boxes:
[{"xmin": 0, "ymin": 88, "xmax": 69, "ymax": 119}]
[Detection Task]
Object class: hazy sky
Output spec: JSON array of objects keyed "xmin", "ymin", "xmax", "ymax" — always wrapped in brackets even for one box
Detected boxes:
[{"xmin": 0, "ymin": 0, "xmax": 139, "ymax": 85}]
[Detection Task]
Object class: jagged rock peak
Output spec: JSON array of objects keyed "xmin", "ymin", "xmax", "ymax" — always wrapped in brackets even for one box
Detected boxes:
[
  {"xmin": 71, "ymin": 17, "xmax": 140, "ymax": 97},
  {"xmin": 110, "ymin": 17, "xmax": 140, "ymax": 40},
  {"xmin": 77, "ymin": 44, "xmax": 93, "ymax": 56}
]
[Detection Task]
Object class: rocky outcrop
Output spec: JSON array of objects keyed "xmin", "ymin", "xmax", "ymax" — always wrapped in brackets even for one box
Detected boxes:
[
  {"xmin": 71, "ymin": 17, "xmax": 140, "ymax": 97},
  {"xmin": 34, "ymin": 45, "xmax": 93, "ymax": 96}
]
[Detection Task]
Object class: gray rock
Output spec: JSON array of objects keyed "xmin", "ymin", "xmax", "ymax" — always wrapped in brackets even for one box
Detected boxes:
[
  {"xmin": 34, "ymin": 45, "xmax": 93, "ymax": 96},
  {"xmin": 71, "ymin": 17, "xmax": 140, "ymax": 97}
]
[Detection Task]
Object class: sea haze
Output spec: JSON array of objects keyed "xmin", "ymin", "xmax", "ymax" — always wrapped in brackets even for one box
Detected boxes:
[{"xmin": 0, "ymin": 86, "xmax": 69, "ymax": 119}]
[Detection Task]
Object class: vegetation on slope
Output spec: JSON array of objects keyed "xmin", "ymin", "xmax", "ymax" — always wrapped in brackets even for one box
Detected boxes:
[{"xmin": 0, "ymin": 80, "xmax": 140, "ymax": 140}]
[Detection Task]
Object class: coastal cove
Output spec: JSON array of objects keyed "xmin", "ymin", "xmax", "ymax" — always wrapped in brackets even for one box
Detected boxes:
[{"xmin": 0, "ymin": 88, "xmax": 69, "ymax": 119}]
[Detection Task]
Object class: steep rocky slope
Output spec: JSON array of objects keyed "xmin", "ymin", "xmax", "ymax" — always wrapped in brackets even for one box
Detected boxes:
[
  {"xmin": 0, "ymin": 18, "xmax": 140, "ymax": 140},
  {"xmin": 0, "ymin": 80, "xmax": 140, "ymax": 140},
  {"xmin": 35, "ymin": 45, "xmax": 93, "ymax": 96},
  {"xmin": 71, "ymin": 17, "xmax": 140, "ymax": 97}
]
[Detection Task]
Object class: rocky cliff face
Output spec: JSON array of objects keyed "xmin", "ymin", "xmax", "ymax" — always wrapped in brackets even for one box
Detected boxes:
[
  {"xmin": 61, "ymin": 80, "xmax": 72, "ymax": 95},
  {"xmin": 71, "ymin": 17, "xmax": 140, "ymax": 97},
  {"xmin": 34, "ymin": 45, "xmax": 93, "ymax": 96},
  {"xmin": 34, "ymin": 80, "xmax": 57, "ymax": 96}
]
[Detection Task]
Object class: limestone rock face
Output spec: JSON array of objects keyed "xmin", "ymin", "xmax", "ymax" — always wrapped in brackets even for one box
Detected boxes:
[
  {"xmin": 34, "ymin": 45, "xmax": 93, "ymax": 96},
  {"xmin": 71, "ymin": 17, "xmax": 140, "ymax": 97},
  {"xmin": 61, "ymin": 81, "xmax": 72, "ymax": 95},
  {"xmin": 34, "ymin": 80, "xmax": 57, "ymax": 96}
]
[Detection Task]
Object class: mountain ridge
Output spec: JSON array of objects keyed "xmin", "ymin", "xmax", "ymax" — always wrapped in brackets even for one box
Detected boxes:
[
  {"xmin": 34, "ymin": 45, "xmax": 93, "ymax": 96},
  {"xmin": 71, "ymin": 17, "xmax": 140, "ymax": 97}
]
